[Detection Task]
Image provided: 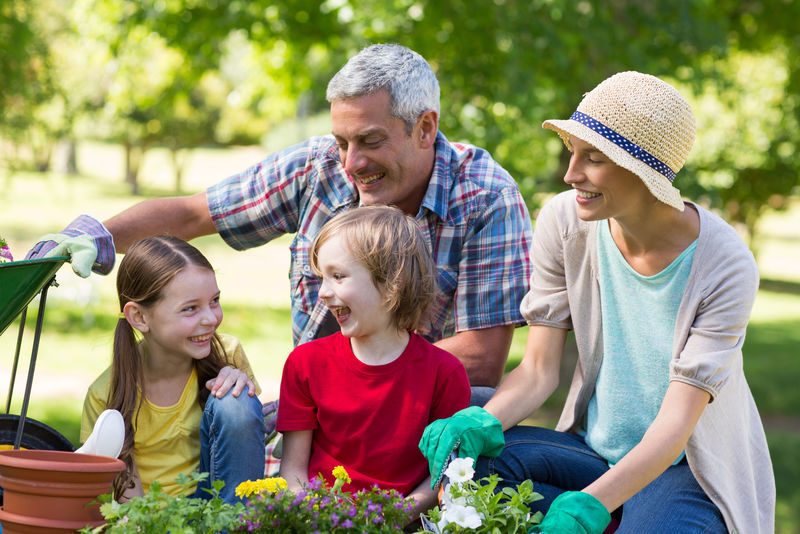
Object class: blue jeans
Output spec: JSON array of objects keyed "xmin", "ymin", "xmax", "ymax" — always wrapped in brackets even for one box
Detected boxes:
[
  {"xmin": 194, "ymin": 392, "xmax": 266, "ymax": 503},
  {"xmin": 475, "ymin": 426, "xmax": 726, "ymax": 533},
  {"xmin": 469, "ymin": 386, "xmax": 496, "ymax": 407}
]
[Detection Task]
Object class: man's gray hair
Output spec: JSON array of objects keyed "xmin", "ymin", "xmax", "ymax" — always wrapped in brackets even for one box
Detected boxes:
[{"xmin": 326, "ymin": 44, "xmax": 440, "ymax": 131}]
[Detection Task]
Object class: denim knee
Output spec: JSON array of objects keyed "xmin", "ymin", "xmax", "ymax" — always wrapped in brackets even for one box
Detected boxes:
[{"xmin": 205, "ymin": 392, "xmax": 264, "ymax": 431}]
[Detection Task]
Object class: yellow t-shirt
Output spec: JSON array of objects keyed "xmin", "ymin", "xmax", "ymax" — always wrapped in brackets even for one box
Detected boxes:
[{"xmin": 80, "ymin": 334, "xmax": 260, "ymax": 497}]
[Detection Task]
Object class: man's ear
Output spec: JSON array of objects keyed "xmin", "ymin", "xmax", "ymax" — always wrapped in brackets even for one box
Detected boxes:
[
  {"xmin": 122, "ymin": 302, "xmax": 149, "ymax": 333},
  {"xmin": 415, "ymin": 110, "xmax": 439, "ymax": 150}
]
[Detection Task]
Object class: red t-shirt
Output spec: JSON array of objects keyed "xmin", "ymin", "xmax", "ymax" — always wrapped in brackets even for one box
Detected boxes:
[{"xmin": 277, "ymin": 332, "xmax": 470, "ymax": 495}]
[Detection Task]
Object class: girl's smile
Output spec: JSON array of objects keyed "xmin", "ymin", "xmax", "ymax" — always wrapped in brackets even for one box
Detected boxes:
[{"xmin": 134, "ymin": 265, "xmax": 224, "ymax": 365}]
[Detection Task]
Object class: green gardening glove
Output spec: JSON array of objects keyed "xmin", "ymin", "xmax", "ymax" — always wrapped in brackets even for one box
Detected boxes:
[
  {"xmin": 419, "ymin": 406, "xmax": 505, "ymax": 489},
  {"xmin": 528, "ymin": 491, "xmax": 611, "ymax": 534}
]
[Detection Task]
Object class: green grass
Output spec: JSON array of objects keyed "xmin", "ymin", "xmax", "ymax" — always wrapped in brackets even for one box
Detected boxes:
[{"xmin": 2, "ymin": 146, "xmax": 800, "ymax": 531}]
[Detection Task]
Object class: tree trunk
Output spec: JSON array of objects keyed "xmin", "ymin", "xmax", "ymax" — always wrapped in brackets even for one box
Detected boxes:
[
  {"xmin": 170, "ymin": 146, "xmax": 187, "ymax": 194},
  {"xmin": 124, "ymin": 141, "xmax": 143, "ymax": 196},
  {"xmin": 65, "ymin": 139, "xmax": 78, "ymax": 175}
]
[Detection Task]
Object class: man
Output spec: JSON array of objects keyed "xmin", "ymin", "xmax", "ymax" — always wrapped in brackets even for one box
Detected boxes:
[{"xmin": 29, "ymin": 44, "xmax": 533, "ymax": 393}]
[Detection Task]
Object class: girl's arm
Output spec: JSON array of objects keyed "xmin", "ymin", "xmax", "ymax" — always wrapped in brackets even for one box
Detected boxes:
[
  {"xmin": 279, "ymin": 430, "xmax": 313, "ymax": 492},
  {"xmin": 120, "ymin": 460, "xmax": 145, "ymax": 502},
  {"xmin": 205, "ymin": 366, "xmax": 256, "ymax": 398},
  {"xmin": 484, "ymin": 325, "xmax": 567, "ymax": 429},
  {"xmin": 406, "ymin": 476, "xmax": 438, "ymax": 525},
  {"xmin": 584, "ymin": 380, "xmax": 711, "ymax": 512}
]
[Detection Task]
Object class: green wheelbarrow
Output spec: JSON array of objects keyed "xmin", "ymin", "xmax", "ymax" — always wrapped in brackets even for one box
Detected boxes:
[{"xmin": 1, "ymin": 257, "xmax": 75, "ymax": 458}]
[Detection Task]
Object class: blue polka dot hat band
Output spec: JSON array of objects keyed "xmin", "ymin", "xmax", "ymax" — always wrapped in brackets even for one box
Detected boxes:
[{"xmin": 570, "ymin": 111, "xmax": 676, "ymax": 182}]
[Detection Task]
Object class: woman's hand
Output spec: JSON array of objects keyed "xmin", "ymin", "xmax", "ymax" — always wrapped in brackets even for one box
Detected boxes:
[{"xmin": 205, "ymin": 366, "xmax": 255, "ymax": 398}]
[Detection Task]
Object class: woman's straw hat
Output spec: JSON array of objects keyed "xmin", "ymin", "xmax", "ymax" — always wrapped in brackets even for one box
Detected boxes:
[{"xmin": 543, "ymin": 71, "xmax": 695, "ymax": 211}]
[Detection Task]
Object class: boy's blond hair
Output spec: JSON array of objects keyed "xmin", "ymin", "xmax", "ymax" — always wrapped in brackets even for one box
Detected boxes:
[{"xmin": 310, "ymin": 205, "xmax": 436, "ymax": 332}]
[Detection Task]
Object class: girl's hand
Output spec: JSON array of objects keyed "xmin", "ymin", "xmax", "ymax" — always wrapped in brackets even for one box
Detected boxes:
[{"xmin": 205, "ymin": 366, "xmax": 255, "ymax": 398}]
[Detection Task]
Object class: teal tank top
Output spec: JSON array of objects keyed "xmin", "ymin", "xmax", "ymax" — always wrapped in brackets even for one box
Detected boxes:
[{"xmin": 585, "ymin": 220, "xmax": 696, "ymax": 466}]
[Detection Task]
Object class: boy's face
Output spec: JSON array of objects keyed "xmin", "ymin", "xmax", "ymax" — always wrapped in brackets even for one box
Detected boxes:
[{"xmin": 316, "ymin": 234, "xmax": 396, "ymax": 341}]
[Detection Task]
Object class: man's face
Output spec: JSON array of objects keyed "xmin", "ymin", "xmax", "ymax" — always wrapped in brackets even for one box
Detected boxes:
[{"xmin": 331, "ymin": 90, "xmax": 435, "ymax": 215}]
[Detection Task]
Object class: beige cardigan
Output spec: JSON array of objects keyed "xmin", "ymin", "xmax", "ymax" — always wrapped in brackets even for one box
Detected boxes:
[{"xmin": 520, "ymin": 191, "xmax": 775, "ymax": 534}]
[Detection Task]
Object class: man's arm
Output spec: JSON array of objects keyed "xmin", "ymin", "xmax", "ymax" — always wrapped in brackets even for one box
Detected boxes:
[
  {"xmin": 104, "ymin": 192, "xmax": 216, "ymax": 252},
  {"xmin": 434, "ymin": 325, "xmax": 514, "ymax": 387}
]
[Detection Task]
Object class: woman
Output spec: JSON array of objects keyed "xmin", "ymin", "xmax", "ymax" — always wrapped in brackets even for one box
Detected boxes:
[{"xmin": 420, "ymin": 71, "xmax": 774, "ymax": 533}]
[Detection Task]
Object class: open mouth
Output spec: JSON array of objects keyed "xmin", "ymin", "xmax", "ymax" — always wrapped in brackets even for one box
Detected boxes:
[
  {"xmin": 358, "ymin": 172, "xmax": 384, "ymax": 185},
  {"xmin": 330, "ymin": 306, "xmax": 351, "ymax": 317},
  {"xmin": 189, "ymin": 334, "xmax": 212, "ymax": 343},
  {"xmin": 576, "ymin": 190, "xmax": 601, "ymax": 199}
]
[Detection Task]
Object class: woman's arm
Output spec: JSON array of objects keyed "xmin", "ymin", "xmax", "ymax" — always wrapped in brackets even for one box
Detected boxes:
[
  {"xmin": 484, "ymin": 325, "xmax": 567, "ymax": 429},
  {"xmin": 406, "ymin": 476, "xmax": 438, "ymax": 525},
  {"xmin": 584, "ymin": 380, "xmax": 711, "ymax": 512},
  {"xmin": 279, "ymin": 430, "xmax": 313, "ymax": 492}
]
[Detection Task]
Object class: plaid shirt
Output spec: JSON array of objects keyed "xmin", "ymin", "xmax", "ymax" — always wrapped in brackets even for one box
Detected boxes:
[{"xmin": 207, "ymin": 132, "xmax": 533, "ymax": 345}]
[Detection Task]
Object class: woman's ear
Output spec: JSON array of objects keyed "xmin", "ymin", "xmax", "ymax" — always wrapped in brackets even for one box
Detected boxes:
[{"xmin": 122, "ymin": 302, "xmax": 149, "ymax": 333}]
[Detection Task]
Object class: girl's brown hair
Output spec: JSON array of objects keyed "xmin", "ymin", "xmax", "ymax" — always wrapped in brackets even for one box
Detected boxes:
[
  {"xmin": 309, "ymin": 205, "xmax": 436, "ymax": 332},
  {"xmin": 109, "ymin": 235, "xmax": 229, "ymax": 498}
]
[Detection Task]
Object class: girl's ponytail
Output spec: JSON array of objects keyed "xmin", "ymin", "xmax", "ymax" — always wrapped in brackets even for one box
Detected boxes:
[{"xmin": 109, "ymin": 315, "xmax": 144, "ymax": 500}]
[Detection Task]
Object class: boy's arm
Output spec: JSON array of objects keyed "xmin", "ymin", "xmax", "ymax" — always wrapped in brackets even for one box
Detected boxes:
[{"xmin": 279, "ymin": 430, "xmax": 313, "ymax": 492}]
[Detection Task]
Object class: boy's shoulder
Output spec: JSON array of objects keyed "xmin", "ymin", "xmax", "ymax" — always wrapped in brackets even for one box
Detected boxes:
[
  {"xmin": 289, "ymin": 332, "xmax": 342, "ymax": 360},
  {"xmin": 408, "ymin": 333, "xmax": 463, "ymax": 369}
]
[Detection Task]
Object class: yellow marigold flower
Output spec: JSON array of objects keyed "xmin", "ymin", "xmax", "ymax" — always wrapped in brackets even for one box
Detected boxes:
[
  {"xmin": 332, "ymin": 465, "xmax": 352, "ymax": 484},
  {"xmin": 235, "ymin": 477, "xmax": 288, "ymax": 498}
]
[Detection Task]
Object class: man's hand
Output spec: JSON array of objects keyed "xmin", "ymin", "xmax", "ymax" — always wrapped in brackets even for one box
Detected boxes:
[
  {"xmin": 528, "ymin": 492, "xmax": 611, "ymax": 534},
  {"xmin": 25, "ymin": 214, "xmax": 115, "ymax": 277},
  {"xmin": 419, "ymin": 406, "xmax": 505, "ymax": 489}
]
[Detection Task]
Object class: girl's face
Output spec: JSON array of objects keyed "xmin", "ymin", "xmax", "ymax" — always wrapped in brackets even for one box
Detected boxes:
[
  {"xmin": 139, "ymin": 265, "xmax": 223, "ymax": 364},
  {"xmin": 316, "ymin": 234, "xmax": 394, "ymax": 340},
  {"xmin": 563, "ymin": 136, "xmax": 655, "ymax": 221}
]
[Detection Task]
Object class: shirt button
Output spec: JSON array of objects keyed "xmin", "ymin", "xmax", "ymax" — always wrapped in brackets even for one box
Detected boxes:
[
  {"xmin": 303, "ymin": 265, "xmax": 311, "ymax": 274},
  {"xmin": 307, "ymin": 331, "xmax": 314, "ymax": 338}
]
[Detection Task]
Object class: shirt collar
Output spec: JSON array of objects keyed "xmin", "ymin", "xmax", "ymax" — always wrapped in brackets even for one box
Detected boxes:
[{"xmin": 418, "ymin": 131, "xmax": 453, "ymax": 222}]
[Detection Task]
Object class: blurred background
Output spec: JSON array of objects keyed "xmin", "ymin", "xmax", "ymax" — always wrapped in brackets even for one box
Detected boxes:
[{"xmin": 1, "ymin": 0, "xmax": 798, "ymax": 531}]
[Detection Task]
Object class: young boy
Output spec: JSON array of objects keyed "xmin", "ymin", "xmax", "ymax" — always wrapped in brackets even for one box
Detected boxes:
[{"xmin": 277, "ymin": 205, "xmax": 471, "ymax": 520}]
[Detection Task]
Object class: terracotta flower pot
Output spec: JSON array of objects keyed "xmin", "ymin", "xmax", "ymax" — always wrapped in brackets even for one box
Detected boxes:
[{"xmin": 0, "ymin": 449, "xmax": 125, "ymax": 534}]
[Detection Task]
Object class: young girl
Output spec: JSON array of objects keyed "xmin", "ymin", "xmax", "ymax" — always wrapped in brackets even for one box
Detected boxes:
[
  {"xmin": 81, "ymin": 235, "xmax": 266, "ymax": 503},
  {"xmin": 277, "ymin": 205, "xmax": 471, "ymax": 521},
  {"xmin": 421, "ymin": 72, "xmax": 775, "ymax": 533}
]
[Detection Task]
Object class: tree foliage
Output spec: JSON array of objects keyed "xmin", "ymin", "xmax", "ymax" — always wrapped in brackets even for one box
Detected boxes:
[{"xmin": 2, "ymin": 0, "xmax": 798, "ymax": 243}]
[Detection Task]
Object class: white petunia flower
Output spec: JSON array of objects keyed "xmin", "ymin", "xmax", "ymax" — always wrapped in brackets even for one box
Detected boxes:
[
  {"xmin": 444, "ymin": 457, "xmax": 475, "ymax": 484},
  {"xmin": 443, "ymin": 503, "xmax": 482, "ymax": 529},
  {"xmin": 441, "ymin": 483, "xmax": 467, "ymax": 508}
]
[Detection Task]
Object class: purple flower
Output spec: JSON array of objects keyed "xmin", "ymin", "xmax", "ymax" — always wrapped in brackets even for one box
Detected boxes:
[{"xmin": 342, "ymin": 519, "xmax": 354, "ymax": 528}]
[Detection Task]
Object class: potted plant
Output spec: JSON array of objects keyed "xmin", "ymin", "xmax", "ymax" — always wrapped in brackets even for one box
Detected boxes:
[{"xmin": 418, "ymin": 457, "xmax": 543, "ymax": 533}]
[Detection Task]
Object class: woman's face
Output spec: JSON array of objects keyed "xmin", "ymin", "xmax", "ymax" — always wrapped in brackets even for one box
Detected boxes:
[{"xmin": 563, "ymin": 136, "xmax": 654, "ymax": 222}]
